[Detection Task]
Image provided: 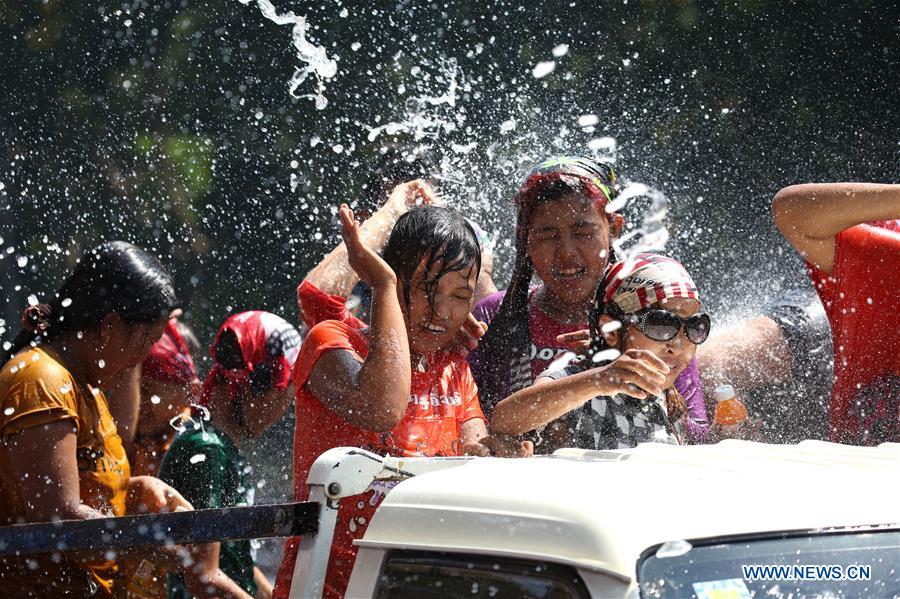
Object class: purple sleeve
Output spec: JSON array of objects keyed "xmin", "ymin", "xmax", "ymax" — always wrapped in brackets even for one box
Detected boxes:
[
  {"xmin": 468, "ymin": 290, "xmax": 508, "ymax": 403},
  {"xmin": 674, "ymin": 357, "xmax": 709, "ymax": 443}
]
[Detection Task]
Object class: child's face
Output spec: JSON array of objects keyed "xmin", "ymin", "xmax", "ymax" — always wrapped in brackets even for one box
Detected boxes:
[
  {"xmin": 404, "ymin": 256, "xmax": 478, "ymax": 356},
  {"xmin": 618, "ymin": 297, "xmax": 701, "ymax": 389},
  {"xmin": 527, "ymin": 196, "xmax": 612, "ymax": 307}
]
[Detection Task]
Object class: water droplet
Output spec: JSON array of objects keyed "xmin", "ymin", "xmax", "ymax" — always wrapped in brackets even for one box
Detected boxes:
[
  {"xmin": 655, "ymin": 539, "xmax": 692, "ymax": 558},
  {"xmin": 150, "ymin": 395, "xmax": 161, "ymax": 405},
  {"xmin": 551, "ymin": 44, "xmax": 569, "ymax": 57},
  {"xmin": 499, "ymin": 119, "xmax": 517, "ymax": 133},
  {"xmin": 601, "ymin": 321, "xmax": 622, "ymax": 334},
  {"xmin": 588, "ymin": 136, "xmax": 617, "ymax": 152},
  {"xmin": 97, "ymin": 359, "xmax": 106, "ymax": 369},
  {"xmin": 61, "ymin": 298, "xmax": 72, "ymax": 307},
  {"xmin": 592, "ymin": 349, "xmax": 622, "ymax": 363},
  {"xmin": 532, "ymin": 61, "xmax": 555, "ymax": 79}
]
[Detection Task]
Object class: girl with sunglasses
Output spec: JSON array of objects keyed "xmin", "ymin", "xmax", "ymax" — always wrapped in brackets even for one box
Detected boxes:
[{"xmin": 491, "ymin": 253, "xmax": 710, "ymax": 449}]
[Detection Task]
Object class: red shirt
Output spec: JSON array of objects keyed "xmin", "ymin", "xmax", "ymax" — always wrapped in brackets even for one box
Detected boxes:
[
  {"xmin": 274, "ymin": 284, "xmax": 485, "ymax": 599},
  {"xmin": 806, "ymin": 224, "xmax": 900, "ymax": 444}
]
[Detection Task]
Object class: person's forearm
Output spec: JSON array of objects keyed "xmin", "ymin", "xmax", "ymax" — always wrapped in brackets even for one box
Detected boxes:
[
  {"xmin": 357, "ymin": 282, "xmax": 411, "ymax": 430},
  {"xmin": 254, "ymin": 566, "xmax": 274, "ymax": 599},
  {"xmin": 491, "ymin": 373, "xmax": 598, "ymax": 435},
  {"xmin": 696, "ymin": 316, "xmax": 793, "ymax": 400},
  {"xmin": 773, "ymin": 183, "xmax": 900, "ymax": 239},
  {"xmin": 305, "ymin": 209, "xmax": 402, "ymax": 298},
  {"xmin": 185, "ymin": 567, "xmax": 255, "ymax": 599}
]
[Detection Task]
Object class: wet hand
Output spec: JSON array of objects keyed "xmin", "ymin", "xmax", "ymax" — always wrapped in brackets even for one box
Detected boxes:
[
  {"xmin": 340, "ymin": 203, "xmax": 396, "ymax": 288},
  {"xmin": 556, "ymin": 329, "xmax": 591, "ymax": 355},
  {"xmin": 382, "ymin": 179, "xmax": 438, "ymax": 216},
  {"xmin": 126, "ymin": 475, "xmax": 194, "ymax": 514},
  {"xmin": 464, "ymin": 435, "xmax": 534, "ymax": 458},
  {"xmin": 449, "ymin": 314, "xmax": 488, "ymax": 356},
  {"xmin": 592, "ymin": 349, "xmax": 670, "ymax": 399}
]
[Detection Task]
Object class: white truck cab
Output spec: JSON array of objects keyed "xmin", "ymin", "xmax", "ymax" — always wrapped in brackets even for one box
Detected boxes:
[{"xmin": 292, "ymin": 441, "xmax": 900, "ymax": 598}]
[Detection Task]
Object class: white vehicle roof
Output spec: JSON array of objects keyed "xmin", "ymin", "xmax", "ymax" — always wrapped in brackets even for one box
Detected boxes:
[{"xmin": 358, "ymin": 440, "xmax": 900, "ymax": 581}]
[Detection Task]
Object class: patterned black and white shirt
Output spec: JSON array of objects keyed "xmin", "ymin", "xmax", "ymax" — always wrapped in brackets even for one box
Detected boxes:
[{"xmin": 542, "ymin": 360, "xmax": 682, "ymax": 450}]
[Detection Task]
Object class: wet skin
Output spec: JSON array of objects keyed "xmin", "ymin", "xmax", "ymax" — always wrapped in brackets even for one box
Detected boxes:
[
  {"xmin": 403, "ymin": 256, "xmax": 479, "ymax": 358},
  {"xmin": 603, "ymin": 297, "xmax": 702, "ymax": 389},
  {"xmin": 527, "ymin": 196, "xmax": 611, "ymax": 319}
]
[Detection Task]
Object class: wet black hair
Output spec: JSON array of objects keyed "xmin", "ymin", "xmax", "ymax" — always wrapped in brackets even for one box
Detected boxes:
[
  {"xmin": 587, "ymin": 270, "xmax": 620, "ymax": 359},
  {"xmin": 382, "ymin": 205, "xmax": 481, "ymax": 312},
  {"xmin": 476, "ymin": 166, "xmax": 617, "ymax": 416},
  {"xmin": 2, "ymin": 241, "xmax": 178, "ymax": 364}
]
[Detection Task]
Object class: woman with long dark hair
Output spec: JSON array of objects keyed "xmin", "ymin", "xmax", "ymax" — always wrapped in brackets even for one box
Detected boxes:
[{"xmin": 0, "ymin": 241, "xmax": 243, "ymax": 597}]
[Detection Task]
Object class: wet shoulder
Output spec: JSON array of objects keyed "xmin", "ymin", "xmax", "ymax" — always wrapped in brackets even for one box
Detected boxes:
[
  {"xmin": 303, "ymin": 319, "xmax": 368, "ymax": 352},
  {"xmin": 0, "ymin": 348, "xmax": 82, "ymax": 433},
  {"xmin": 0, "ymin": 347, "xmax": 76, "ymax": 392}
]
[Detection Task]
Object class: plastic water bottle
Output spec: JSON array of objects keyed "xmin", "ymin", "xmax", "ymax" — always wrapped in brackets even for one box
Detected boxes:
[{"xmin": 713, "ymin": 384, "xmax": 748, "ymax": 426}]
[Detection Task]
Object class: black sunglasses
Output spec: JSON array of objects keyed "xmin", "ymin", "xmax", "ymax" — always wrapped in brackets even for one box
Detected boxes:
[{"xmin": 621, "ymin": 309, "xmax": 711, "ymax": 345}]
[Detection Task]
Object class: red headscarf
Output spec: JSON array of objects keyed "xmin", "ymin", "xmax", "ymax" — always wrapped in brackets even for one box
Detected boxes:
[
  {"xmin": 199, "ymin": 311, "xmax": 302, "ymax": 407},
  {"xmin": 142, "ymin": 319, "xmax": 197, "ymax": 384}
]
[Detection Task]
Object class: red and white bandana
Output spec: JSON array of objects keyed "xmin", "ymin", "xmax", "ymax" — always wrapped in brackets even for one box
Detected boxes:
[
  {"xmin": 605, "ymin": 253, "xmax": 699, "ymax": 313},
  {"xmin": 200, "ymin": 311, "xmax": 302, "ymax": 406},
  {"xmin": 142, "ymin": 318, "xmax": 197, "ymax": 384}
]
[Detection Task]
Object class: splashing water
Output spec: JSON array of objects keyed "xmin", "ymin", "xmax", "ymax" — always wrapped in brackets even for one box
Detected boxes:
[
  {"xmin": 170, "ymin": 403, "xmax": 211, "ymax": 434},
  {"xmin": 367, "ymin": 58, "xmax": 461, "ymax": 143},
  {"xmin": 609, "ymin": 182, "xmax": 670, "ymax": 265},
  {"xmin": 238, "ymin": 0, "xmax": 337, "ymax": 109}
]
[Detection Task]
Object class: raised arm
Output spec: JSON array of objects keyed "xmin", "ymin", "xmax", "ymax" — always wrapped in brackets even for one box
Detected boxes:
[
  {"xmin": 305, "ymin": 180, "xmax": 435, "ymax": 298},
  {"xmin": 491, "ymin": 350, "xmax": 669, "ymax": 436},
  {"xmin": 772, "ymin": 183, "xmax": 900, "ymax": 274},
  {"xmin": 305, "ymin": 204, "xmax": 411, "ymax": 431}
]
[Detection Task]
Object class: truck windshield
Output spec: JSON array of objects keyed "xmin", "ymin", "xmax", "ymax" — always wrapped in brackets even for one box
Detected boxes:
[
  {"xmin": 638, "ymin": 529, "xmax": 899, "ymax": 598},
  {"xmin": 375, "ymin": 550, "xmax": 591, "ymax": 598}
]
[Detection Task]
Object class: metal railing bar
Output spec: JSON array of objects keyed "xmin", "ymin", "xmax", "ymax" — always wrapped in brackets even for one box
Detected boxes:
[{"xmin": 0, "ymin": 501, "xmax": 319, "ymax": 556}]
